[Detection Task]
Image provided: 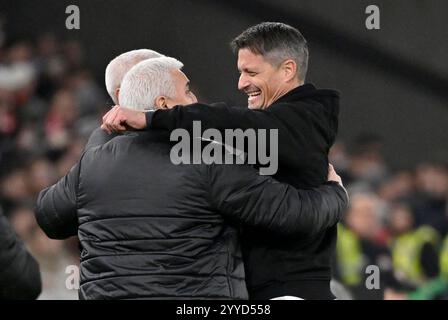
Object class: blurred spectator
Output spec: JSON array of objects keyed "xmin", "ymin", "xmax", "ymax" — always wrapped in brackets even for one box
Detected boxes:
[
  {"xmin": 27, "ymin": 226, "xmax": 79, "ymax": 300},
  {"xmin": 411, "ymin": 163, "xmax": 448, "ymax": 235},
  {"xmin": 441, "ymin": 237, "xmax": 448, "ymax": 281},
  {"xmin": 66, "ymin": 69, "xmax": 104, "ymax": 118},
  {"xmin": 7, "ymin": 204, "xmax": 79, "ymax": 300},
  {"xmin": 0, "ymin": 210, "xmax": 41, "ymax": 299},
  {"xmin": 345, "ymin": 134, "xmax": 388, "ymax": 189},
  {"xmin": 8, "ymin": 205, "xmax": 36, "ymax": 241},
  {"xmin": 27, "ymin": 158, "xmax": 57, "ymax": 196},
  {"xmin": 0, "ymin": 31, "xmax": 103, "ymax": 300},
  {"xmin": 329, "ymin": 141, "xmax": 351, "ymax": 183},
  {"xmin": 63, "ymin": 40, "xmax": 85, "ymax": 70},
  {"xmin": 0, "ymin": 89, "xmax": 17, "ymax": 138},
  {"xmin": 388, "ymin": 202, "xmax": 440, "ymax": 288},
  {"xmin": 35, "ymin": 33, "xmax": 67, "ymax": 99},
  {"xmin": 378, "ymin": 170, "xmax": 415, "ymax": 203},
  {"xmin": 335, "ymin": 192, "xmax": 399, "ymax": 299},
  {"xmin": 0, "ymin": 169, "xmax": 32, "ymax": 214}
]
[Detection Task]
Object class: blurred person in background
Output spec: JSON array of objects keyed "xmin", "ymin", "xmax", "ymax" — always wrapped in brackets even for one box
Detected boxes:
[
  {"xmin": 8, "ymin": 204, "xmax": 75, "ymax": 300},
  {"xmin": 27, "ymin": 157, "xmax": 57, "ymax": 196},
  {"xmin": 9, "ymin": 205, "xmax": 37, "ymax": 241},
  {"xmin": 0, "ymin": 32, "xmax": 102, "ymax": 300},
  {"xmin": 329, "ymin": 141, "xmax": 351, "ymax": 184},
  {"xmin": 335, "ymin": 192, "xmax": 400, "ymax": 299},
  {"xmin": 388, "ymin": 202, "xmax": 440, "ymax": 288},
  {"xmin": 441, "ymin": 236, "xmax": 448, "ymax": 282},
  {"xmin": 386, "ymin": 202, "xmax": 448, "ymax": 300},
  {"xmin": 344, "ymin": 134, "xmax": 388, "ymax": 190},
  {"xmin": 0, "ymin": 209, "xmax": 41, "ymax": 299},
  {"xmin": 378, "ymin": 170, "xmax": 415, "ymax": 203},
  {"xmin": 2, "ymin": 159, "xmax": 78, "ymax": 300},
  {"xmin": 24, "ymin": 223, "xmax": 78, "ymax": 300},
  {"xmin": 65, "ymin": 69, "xmax": 105, "ymax": 129},
  {"xmin": 0, "ymin": 169, "xmax": 32, "ymax": 214},
  {"xmin": 34, "ymin": 33, "xmax": 68, "ymax": 99},
  {"xmin": 44, "ymin": 89, "xmax": 79, "ymax": 153},
  {"xmin": 411, "ymin": 163, "xmax": 448, "ymax": 235}
]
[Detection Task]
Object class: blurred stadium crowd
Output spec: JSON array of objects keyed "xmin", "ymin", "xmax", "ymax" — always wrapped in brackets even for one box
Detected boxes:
[
  {"xmin": 0, "ymin": 31, "xmax": 107, "ymax": 299},
  {"xmin": 0, "ymin": 30, "xmax": 447, "ymax": 299},
  {"xmin": 330, "ymin": 137, "xmax": 448, "ymax": 299}
]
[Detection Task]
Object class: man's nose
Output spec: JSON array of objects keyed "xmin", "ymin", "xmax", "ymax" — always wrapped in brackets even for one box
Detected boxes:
[
  {"xmin": 191, "ymin": 92, "xmax": 198, "ymax": 103},
  {"xmin": 238, "ymin": 74, "xmax": 249, "ymax": 91}
]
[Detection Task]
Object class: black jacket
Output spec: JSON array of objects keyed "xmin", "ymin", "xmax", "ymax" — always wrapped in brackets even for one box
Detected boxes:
[
  {"xmin": 35, "ymin": 130, "xmax": 347, "ymax": 299},
  {"xmin": 0, "ymin": 212, "xmax": 42, "ymax": 299},
  {"xmin": 145, "ymin": 83, "xmax": 340, "ymax": 299}
]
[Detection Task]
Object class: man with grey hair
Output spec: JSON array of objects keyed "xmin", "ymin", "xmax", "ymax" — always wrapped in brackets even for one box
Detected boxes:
[
  {"xmin": 101, "ymin": 22, "xmax": 342, "ymax": 300},
  {"xmin": 35, "ymin": 54, "xmax": 348, "ymax": 299},
  {"xmin": 105, "ymin": 49, "xmax": 164, "ymax": 104},
  {"xmin": 85, "ymin": 49, "xmax": 164, "ymax": 149},
  {"xmin": 119, "ymin": 56, "xmax": 196, "ymax": 111}
]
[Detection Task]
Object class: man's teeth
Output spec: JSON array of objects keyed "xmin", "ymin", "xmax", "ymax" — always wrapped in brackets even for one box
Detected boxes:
[{"xmin": 247, "ymin": 91, "xmax": 261, "ymax": 97}]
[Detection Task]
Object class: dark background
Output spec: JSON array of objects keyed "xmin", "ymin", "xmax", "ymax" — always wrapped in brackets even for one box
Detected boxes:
[{"xmin": 1, "ymin": 0, "xmax": 447, "ymax": 168}]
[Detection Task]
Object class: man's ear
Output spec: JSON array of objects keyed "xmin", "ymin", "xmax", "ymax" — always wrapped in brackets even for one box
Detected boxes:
[
  {"xmin": 282, "ymin": 59, "xmax": 298, "ymax": 82},
  {"xmin": 154, "ymin": 96, "xmax": 168, "ymax": 109},
  {"xmin": 115, "ymin": 88, "xmax": 121, "ymax": 104}
]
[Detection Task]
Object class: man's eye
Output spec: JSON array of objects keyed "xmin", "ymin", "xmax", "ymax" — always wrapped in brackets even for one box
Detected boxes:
[{"xmin": 248, "ymin": 72, "xmax": 257, "ymax": 76}]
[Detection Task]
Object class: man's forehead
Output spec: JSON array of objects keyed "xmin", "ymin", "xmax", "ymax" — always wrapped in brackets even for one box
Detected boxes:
[
  {"xmin": 237, "ymin": 48, "xmax": 266, "ymax": 69},
  {"xmin": 171, "ymin": 69, "xmax": 189, "ymax": 82}
]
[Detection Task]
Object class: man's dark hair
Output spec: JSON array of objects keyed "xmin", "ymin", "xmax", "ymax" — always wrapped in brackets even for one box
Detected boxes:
[{"xmin": 230, "ymin": 22, "xmax": 309, "ymax": 81}]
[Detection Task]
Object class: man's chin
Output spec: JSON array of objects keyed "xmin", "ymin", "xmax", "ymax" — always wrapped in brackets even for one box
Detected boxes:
[{"xmin": 248, "ymin": 102, "xmax": 263, "ymax": 110}]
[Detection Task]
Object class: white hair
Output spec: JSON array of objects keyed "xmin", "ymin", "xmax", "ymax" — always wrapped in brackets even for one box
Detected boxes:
[
  {"xmin": 105, "ymin": 49, "xmax": 164, "ymax": 104},
  {"xmin": 119, "ymin": 57, "xmax": 184, "ymax": 111}
]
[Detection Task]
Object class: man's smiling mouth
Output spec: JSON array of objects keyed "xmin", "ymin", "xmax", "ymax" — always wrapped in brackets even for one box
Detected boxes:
[{"xmin": 246, "ymin": 90, "xmax": 262, "ymax": 98}]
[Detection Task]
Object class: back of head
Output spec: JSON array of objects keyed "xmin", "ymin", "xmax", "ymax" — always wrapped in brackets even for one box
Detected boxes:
[
  {"xmin": 119, "ymin": 56, "xmax": 183, "ymax": 111},
  {"xmin": 105, "ymin": 49, "xmax": 164, "ymax": 104},
  {"xmin": 231, "ymin": 22, "xmax": 309, "ymax": 82}
]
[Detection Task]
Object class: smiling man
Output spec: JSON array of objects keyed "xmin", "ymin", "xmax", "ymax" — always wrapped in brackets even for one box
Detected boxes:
[
  {"xmin": 235, "ymin": 29, "xmax": 308, "ymax": 110},
  {"xmin": 101, "ymin": 22, "xmax": 341, "ymax": 300}
]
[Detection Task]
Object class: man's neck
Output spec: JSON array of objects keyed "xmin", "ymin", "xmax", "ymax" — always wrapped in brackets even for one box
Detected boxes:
[{"xmin": 266, "ymin": 81, "xmax": 303, "ymax": 108}]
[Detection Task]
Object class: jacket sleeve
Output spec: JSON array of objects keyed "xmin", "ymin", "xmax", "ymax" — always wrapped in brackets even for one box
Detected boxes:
[
  {"xmin": 35, "ymin": 161, "xmax": 80, "ymax": 240},
  {"xmin": 206, "ymin": 163, "xmax": 348, "ymax": 238},
  {"xmin": 0, "ymin": 213, "xmax": 42, "ymax": 299},
  {"xmin": 146, "ymin": 102, "xmax": 315, "ymax": 169},
  {"xmin": 146, "ymin": 102, "xmax": 282, "ymax": 132}
]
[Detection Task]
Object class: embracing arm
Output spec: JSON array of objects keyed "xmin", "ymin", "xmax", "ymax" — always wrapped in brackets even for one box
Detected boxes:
[
  {"xmin": 207, "ymin": 163, "xmax": 348, "ymax": 238},
  {"xmin": 146, "ymin": 102, "xmax": 274, "ymax": 132},
  {"xmin": 35, "ymin": 162, "xmax": 80, "ymax": 239},
  {"xmin": 101, "ymin": 102, "xmax": 284, "ymax": 133},
  {"xmin": 100, "ymin": 103, "xmax": 326, "ymax": 169}
]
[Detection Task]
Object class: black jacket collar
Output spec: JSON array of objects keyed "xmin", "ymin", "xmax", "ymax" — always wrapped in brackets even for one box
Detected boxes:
[{"xmin": 274, "ymin": 83, "xmax": 339, "ymax": 104}]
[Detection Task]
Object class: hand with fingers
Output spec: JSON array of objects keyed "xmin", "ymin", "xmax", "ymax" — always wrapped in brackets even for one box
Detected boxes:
[
  {"xmin": 327, "ymin": 163, "xmax": 343, "ymax": 187},
  {"xmin": 101, "ymin": 106, "xmax": 147, "ymax": 134}
]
